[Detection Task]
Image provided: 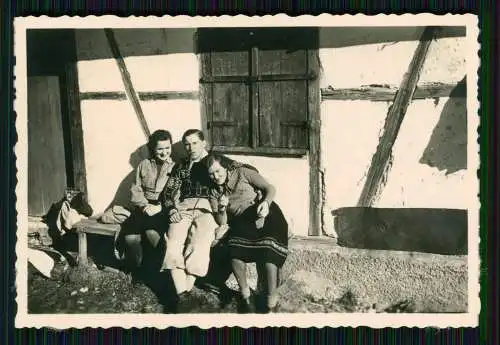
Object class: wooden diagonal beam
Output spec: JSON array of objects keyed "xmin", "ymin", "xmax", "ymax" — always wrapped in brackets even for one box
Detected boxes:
[
  {"xmin": 104, "ymin": 29, "xmax": 151, "ymax": 138},
  {"xmin": 357, "ymin": 26, "xmax": 438, "ymax": 207}
]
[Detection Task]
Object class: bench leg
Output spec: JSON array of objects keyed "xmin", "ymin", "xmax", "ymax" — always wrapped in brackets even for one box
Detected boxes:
[{"xmin": 78, "ymin": 231, "xmax": 88, "ymax": 266}]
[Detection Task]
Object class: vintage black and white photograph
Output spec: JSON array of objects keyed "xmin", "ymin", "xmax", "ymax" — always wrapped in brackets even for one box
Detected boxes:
[{"xmin": 15, "ymin": 14, "xmax": 479, "ymax": 328}]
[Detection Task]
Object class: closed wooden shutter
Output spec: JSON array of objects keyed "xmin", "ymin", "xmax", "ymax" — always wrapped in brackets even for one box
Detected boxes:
[{"xmin": 199, "ymin": 27, "xmax": 318, "ymax": 156}]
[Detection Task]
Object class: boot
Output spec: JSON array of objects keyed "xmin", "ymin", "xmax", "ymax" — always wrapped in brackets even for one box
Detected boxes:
[{"xmin": 237, "ymin": 292, "xmax": 256, "ymax": 314}]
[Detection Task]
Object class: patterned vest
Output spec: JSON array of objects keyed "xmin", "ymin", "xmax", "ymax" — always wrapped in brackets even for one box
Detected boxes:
[{"xmin": 163, "ymin": 156, "xmax": 212, "ymax": 208}]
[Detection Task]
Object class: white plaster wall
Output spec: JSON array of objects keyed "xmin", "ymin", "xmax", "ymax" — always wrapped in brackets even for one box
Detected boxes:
[
  {"xmin": 377, "ymin": 97, "xmax": 469, "ymax": 209},
  {"xmin": 319, "ymin": 28, "xmax": 466, "ymax": 88},
  {"xmin": 226, "ymin": 155, "xmax": 310, "ymax": 237},
  {"xmin": 419, "ymin": 37, "xmax": 467, "ymax": 85},
  {"xmin": 80, "ymin": 100, "xmax": 146, "ymax": 213},
  {"xmin": 322, "ymin": 97, "xmax": 468, "ymax": 213},
  {"xmin": 319, "ymin": 40, "xmax": 419, "ymax": 89},
  {"xmin": 319, "ymin": 32, "xmax": 468, "ymax": 217},
  {"xmin": 80, "ymin": 99, "xmax": 204, "ymax": 214},
  {"xmin": 321, "ymin": 100, "xmax": 388, "ymax": 210},
  {"xmin": 141, "ymin": 100, "xmax": 202, "ymax": 143},
  {"xmin": 75, "ymin": 29, "xmax": 202, "ymax": 214}
]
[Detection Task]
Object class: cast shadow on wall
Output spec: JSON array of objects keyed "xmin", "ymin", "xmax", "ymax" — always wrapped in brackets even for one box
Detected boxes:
[
  {"xmin": 419, "ymin": 76, "xmax": 467, "ymax": 175},
  {"xmin": 331, "ymin": 77, "xmax": 469, "ymax": 256},
  {"xmin": 105, "ymin": 141, "xmax": 188, "ymax": 212}
]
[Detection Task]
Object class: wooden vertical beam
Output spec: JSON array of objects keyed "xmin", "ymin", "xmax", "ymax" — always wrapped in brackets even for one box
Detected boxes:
[
  {"xmin": 64, "ymin": 62, "xmax": 88, "ymax": 197},
  {"xmin": 104, "ymin": 29, "xmax": 151, "ymax": 138},
  {"xmin": 77, "ymin": 231, "xmax": 88, "ymax": 266},
  {"xmin": 57, "ymin": 30, "xmax": 89, "ymax": 197},
  {"xmin": 357, "ymin": 27, "xmax": 438, "ymax": 207},
  {"xmin": 250, "ymin": 46, "xmax": 260, "ymax": 149},
  {"xmin": 199, "ymin": 50, "xmax": 213, "ymax": 144},
  {"xmin": 308, "ymin": 46, "xmax": 322, "ymax": 236}
]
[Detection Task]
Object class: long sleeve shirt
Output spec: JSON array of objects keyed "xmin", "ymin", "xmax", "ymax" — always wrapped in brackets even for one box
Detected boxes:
[
  {"xmin": 130, "ymin": 158, "xmax": 175, "ymax": 209},
  {"xmin": 209, "ymin": 166, "xmax": 276, "ymax": 218}
]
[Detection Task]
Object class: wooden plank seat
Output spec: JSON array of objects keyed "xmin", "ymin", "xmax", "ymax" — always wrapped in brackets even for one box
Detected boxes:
[
  {"xmin": 73, "ymin": 218, "xmax": 283, "ymax": 289},
  {"xmin": 74, "ymin": 218, "xmax": 120, "ymax": 266},
  {"xmin": 73, "ymin": 219, "xmax": 227, "ymax": 266}
]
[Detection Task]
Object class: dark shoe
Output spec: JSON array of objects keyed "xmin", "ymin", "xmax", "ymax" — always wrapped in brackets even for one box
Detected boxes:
[
  {"xmin": 237, "ymin": 294, "xmax": 256, "ymax": 314},
  {"xmin": 265, "ymin": 304, "xmax": 280, "ymax": 313},
  {"xmin": 219, "ymin": 286, "xmax": 237, "ymax": 309},
  {"xmin": 162, "ymin": 302, "xmax": 176, "ymax": 314},
  {"xmin": 196, "ymin": 281, "xmax": 237, "ymax": 308},
  {"xmin": 129, "ymin": 269, "xmax": 143, "ymax": 287}
]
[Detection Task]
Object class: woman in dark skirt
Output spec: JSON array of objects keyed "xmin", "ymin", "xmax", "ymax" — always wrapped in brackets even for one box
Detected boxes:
[{"xmin": 205, "ymin": 154, "xmax": 289, "ymax": 313}]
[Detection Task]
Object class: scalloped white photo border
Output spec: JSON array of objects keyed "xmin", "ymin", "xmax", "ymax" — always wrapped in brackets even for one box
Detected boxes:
[{"xmin": 14, "ymin": 13, "xmax": 480, "ymax": 329}]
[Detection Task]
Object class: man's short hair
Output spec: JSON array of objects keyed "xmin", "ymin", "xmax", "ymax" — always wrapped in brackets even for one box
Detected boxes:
[{"xmin": 182, "ymin": 129, "xmax": 205, "ymax": 143}]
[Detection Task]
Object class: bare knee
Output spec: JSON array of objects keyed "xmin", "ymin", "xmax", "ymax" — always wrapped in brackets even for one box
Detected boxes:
[
  {"xmin": 124, "ymin": 234, "xmax": 141, "ymax": 247},
  {"xmin": 264, "ymin": 262, "xmax": 278, "ymax": 271},
  {"xmin": 123, "ymin": 234, "xmax": 142, "ymax": 268},
  {"xmin": 144, "ymin": 229, "xmax": 161, "ymax": 248}
]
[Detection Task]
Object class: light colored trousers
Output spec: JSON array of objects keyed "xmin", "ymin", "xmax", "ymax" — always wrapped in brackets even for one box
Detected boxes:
[{"xmin": 161, "ymin": 198, "xmax": 218, "ymax": 277}]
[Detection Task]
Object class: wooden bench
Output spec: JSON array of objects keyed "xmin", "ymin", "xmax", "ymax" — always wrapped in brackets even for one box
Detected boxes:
[
  {"xmin": 73, "ymin": 218, "xmax": 224, "ymax": 266},
  {"xmin": 74, "ymin": 219, "xmax": 120, "ymax": 266},
  {"xmin": 74, "ymin": 218, "xmax": 284, "ymax": 289}
]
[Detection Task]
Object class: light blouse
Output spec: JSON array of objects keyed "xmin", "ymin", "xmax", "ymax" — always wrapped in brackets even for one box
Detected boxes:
[
  {"xmin": 209, "ymin": 166, "xmax": 276, "ymax": 217},
  {"xmin": 130, "ymin": 158, "xmax": 175, "ymax": 208}
]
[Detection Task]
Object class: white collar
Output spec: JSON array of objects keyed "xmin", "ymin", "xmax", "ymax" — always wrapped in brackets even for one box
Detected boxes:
[{"xmin": 189, "ymin": 150, "xmax": 208, "ymax": 164}]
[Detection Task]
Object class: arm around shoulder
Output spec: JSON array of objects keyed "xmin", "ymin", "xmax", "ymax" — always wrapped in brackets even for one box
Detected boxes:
[{"xmin": 241, "ymin": 167, "xmax": 276, "ymax": 205}]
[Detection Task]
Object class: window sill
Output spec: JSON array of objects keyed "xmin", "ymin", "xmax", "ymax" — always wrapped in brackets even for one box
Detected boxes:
[{"xmin": 211, "ymin": 146, "xmax": 308, "ymax": 158}]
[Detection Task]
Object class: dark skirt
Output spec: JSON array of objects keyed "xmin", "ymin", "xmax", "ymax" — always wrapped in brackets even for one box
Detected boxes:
[
  {"xmin": 116, "ymin": 207, "xmax": 170, "ymax": 267},
  {"xmin": 120, "ymin": 207, "xmax": 170, "ymax": 237},
  {"xmin": 227, "ymin": 202, "xmax": 289, "ymax": 267}
]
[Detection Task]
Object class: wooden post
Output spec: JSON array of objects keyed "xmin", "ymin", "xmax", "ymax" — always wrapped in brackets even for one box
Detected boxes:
[
  {"xmin": 357, "ymin": 27, "xmax": 438, "ymax": 207},
  {"xmin": 308, "ymin": 49, "xmax": 322, "ymax": 236},
  {"xmin": 250, "ymin": 46, "xmax": 260, "ymax": 150},
  {"xmin": 104, "ymin": 29, "xmax": 151, "ymax": 138},
  {"xmin": 78, "ymin": 231, "xmax": 88, "ymax": 266},
  {"xmin": 64, "ymin": 62, "xmax": 88, "ymax": 197},
  {"xmin": 199, "ymin": 52, "xmax": 213, "ymax": 144}
]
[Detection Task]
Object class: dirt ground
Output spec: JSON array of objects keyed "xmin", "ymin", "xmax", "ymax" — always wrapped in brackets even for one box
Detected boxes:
[
  {"xmin": 28, "ymin": 255, "xmax": 424, "ymax": 314},
  {"xmin": 29, "ymin": 262, "xmax": 163, "ymax": 314},
  {"xmin": 27, "ymin": 225, "xmax": 469, "ymax": 315}
]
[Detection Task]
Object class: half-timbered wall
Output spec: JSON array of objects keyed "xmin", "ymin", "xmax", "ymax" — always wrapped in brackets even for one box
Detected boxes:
[
  {"xmin": 74, "ymin": 28, "xmax": 314, "ymax": 236},
  {"xmin": 64, "ymin": 27, "xmax": 469, "ymax": 237},
  {"xmin": 319, "ymin": 27, "xmax": 469, "ymax": 216}
]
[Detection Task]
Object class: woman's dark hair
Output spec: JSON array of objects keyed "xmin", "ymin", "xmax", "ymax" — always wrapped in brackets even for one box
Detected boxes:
[
  {"xmin": 147, "ymin": 129, "xmax": 172, "ymax": 156},
  {"xmin": 182, "ymin": 129, "xmax": 205, "ymax": 143},
  {"xmin": 205, "ymin": 153, "xmax": 259, "ymax": 173},
  {"xmin": 205, "ymin": 153, "xmax": 237, "ymax": 170}
]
